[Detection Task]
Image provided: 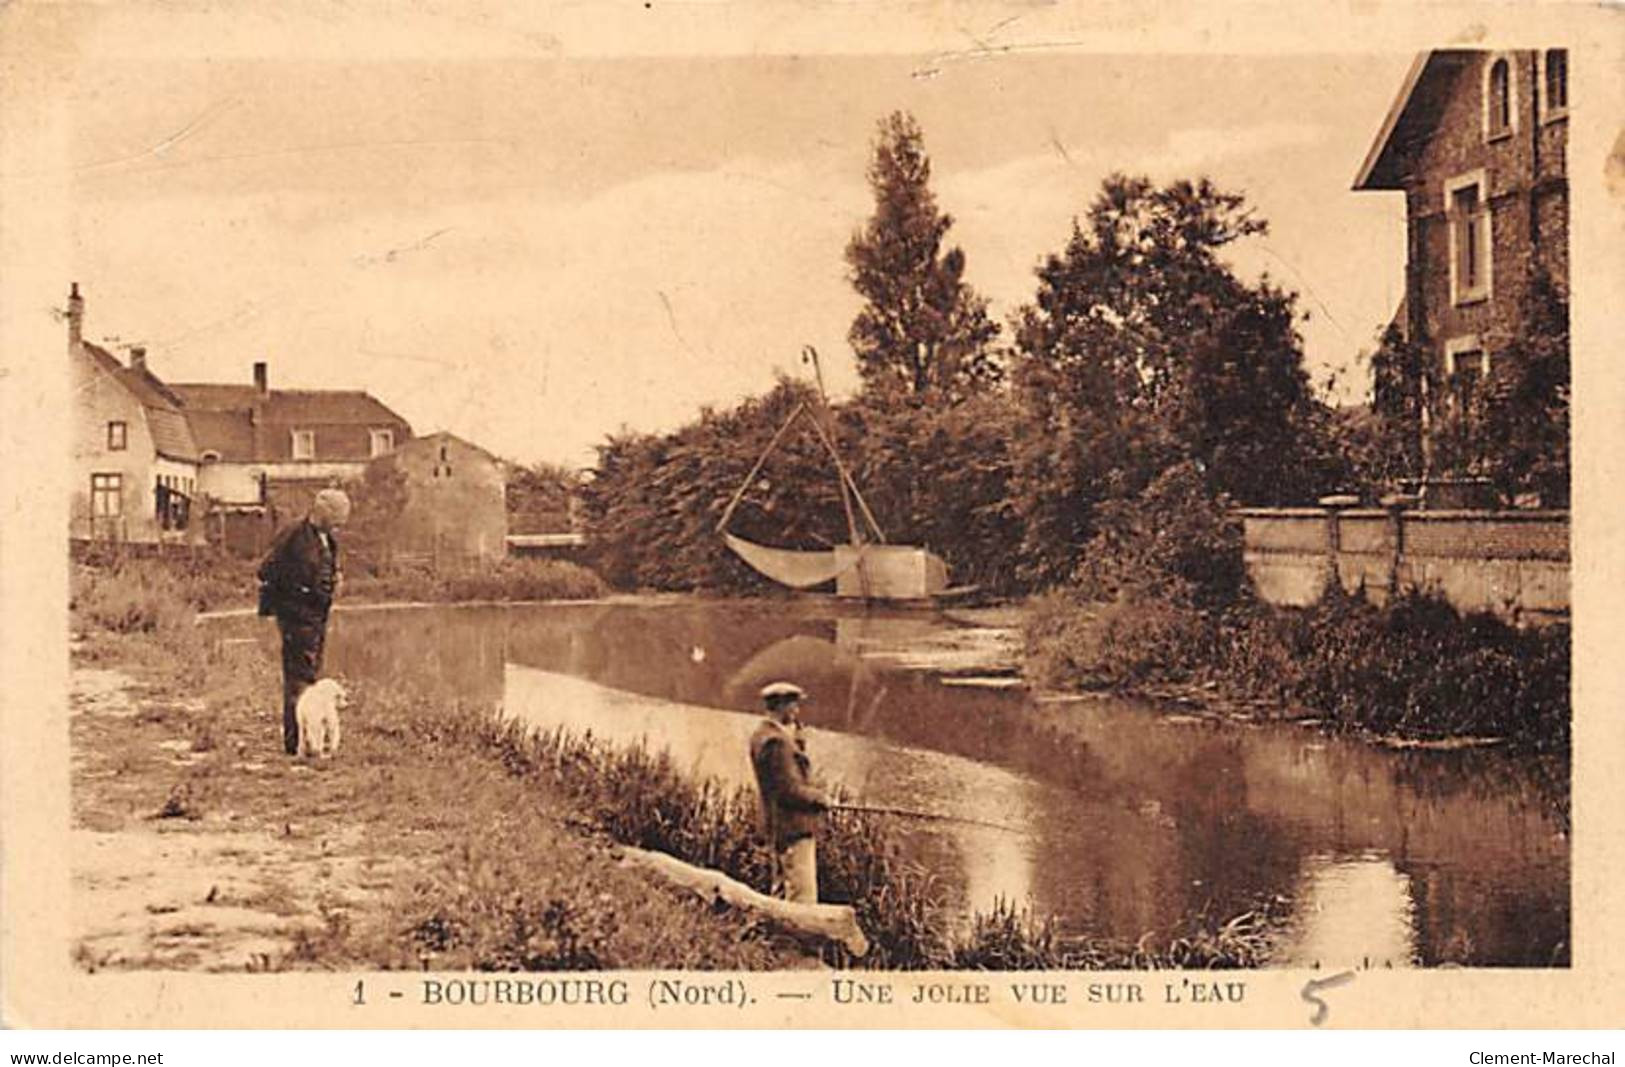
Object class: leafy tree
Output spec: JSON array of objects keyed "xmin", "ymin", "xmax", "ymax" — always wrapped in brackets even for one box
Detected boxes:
[
  {"xmin": 846, "ymin": 111, "xmax": 1001, "ymax": 404},
  {"xmin": 1364, "ymin": 274, "xmax": 1569, "ymax": 507},
  {"xmin": 581, "ymin": 378, "xmax": 849, "ymax": 592},
  {"xmin": 842, "ymin": 393, "xmax": 1023, "ymax": 592},
  {"xmin": 1361, "ymin": 322, "xmax": 1431, "ymax": 491},
  {"xmin": 341, "ymin": 462, "xmax": 410, "ymax": 575},
  {"xmin": 506, "ymin": 461, "xmax": 582, "ymax": 534},
  {"xmin": 1008, "ymin": 174, "xmax": 1329, "ymax": 587},
  {"xmin": 1471, "ymin": 275, "xmax": 1570, "ymax": 506}
]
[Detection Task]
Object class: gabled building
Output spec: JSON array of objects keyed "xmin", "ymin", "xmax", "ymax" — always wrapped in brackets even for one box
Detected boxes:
[
  {"xmin": 1354, "ymin": 49, "xmax": 1569, "ymax": 480},
  {"xmin": 65, "ymin": 283, "xmax": 414, "ymax": 550},
  {"xmin": 68, "ymin": 285, "xmax": 202, "ymax": 543},
  {"xmin": 169, "ymin": 363, "xmax": 413, "ymax": 526},
  {"xmin": 367, "ymin": 431, "xmax": 508, "ymax": 564}
]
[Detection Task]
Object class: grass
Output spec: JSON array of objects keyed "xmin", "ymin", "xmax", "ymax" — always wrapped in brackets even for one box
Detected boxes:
[{"xmin": 346, "ymin": 556, "xmax": 608, "ymax": 604}]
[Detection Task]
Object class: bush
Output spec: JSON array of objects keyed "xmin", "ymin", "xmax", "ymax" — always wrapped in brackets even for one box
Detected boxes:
[
  {"xmin": 344, "ymin": 557, "xmax": 606, "ymax": 604},
  {"xmin": 71, "ymin": 561, "xmax": 196, "ymax": 633},
  {"xmin": 435, "ymin": 558, "xmax": 609, "ymax": 602},
  {"xmin": 70, "ymin": 548, "xmax": 250, "ymax": 628},
  {"xmin": 1224, "ymin": 588, "xmax": 1567, "ymax": 749}
]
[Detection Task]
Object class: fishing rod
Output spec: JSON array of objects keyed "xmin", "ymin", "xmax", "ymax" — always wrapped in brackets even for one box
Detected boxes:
[{"xmin": 832, "ymin": 802, "xmax": 1028, "ymax": 837}]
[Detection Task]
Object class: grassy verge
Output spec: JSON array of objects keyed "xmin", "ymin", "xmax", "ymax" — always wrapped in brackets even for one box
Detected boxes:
[
  {"xmin": 70, "ymin": 550, "xmax": 608, "ymax": 620},
  {"xmin": 1026, "ymin": 585, "xmax": 1571, "ymax": 754}
]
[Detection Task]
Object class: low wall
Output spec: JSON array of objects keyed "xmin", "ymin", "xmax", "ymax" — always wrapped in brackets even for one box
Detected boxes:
[{"xmin": 1238, "ymin": 507, "xmax": 1569, "ymax": 625}]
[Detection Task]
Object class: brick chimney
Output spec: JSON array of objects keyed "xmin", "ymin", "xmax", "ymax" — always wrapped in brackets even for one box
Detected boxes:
[
  {"xmin": 253, "ymin": 360, "xmax": 268, "ymax": 397},
  {"xmin": 130, "ymin": 346, "xmax": 147, "ymax": 372},
  {"xmin": 67, "ymin": 283, "xmax": 84, "ymax": 349}
]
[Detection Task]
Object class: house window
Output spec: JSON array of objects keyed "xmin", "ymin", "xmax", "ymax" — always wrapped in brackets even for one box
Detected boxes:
[
  {"xmin": 1444, "ymin": 171, "xmax": 1491, "ymax": 306},
  {"xmin": 369, "ymin": 428, "xmax": 395, "ymax": 458},
  {"xmin": 106, "ymin": 421, "xmax": 127, "ymax": 451},
  {"xmin": 90, "ymin": 473, "xmax": 122, "ymax": 517},
  {"xmin": 291, "ymin": 429, "xmax": 316, "ymax": 460},
  {"xmin": 1485, "ymin": 56, "xmax": 1513, "ymax": 140},
  {"xmin": 1541, "ymin": 49, "xmax": 1568, "ymax": 120}
]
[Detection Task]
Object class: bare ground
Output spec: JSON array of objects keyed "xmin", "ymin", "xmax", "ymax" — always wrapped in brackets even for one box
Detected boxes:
[{"xmin": 69, "ymin": 659, "xmax": 417, "ymax": 972}]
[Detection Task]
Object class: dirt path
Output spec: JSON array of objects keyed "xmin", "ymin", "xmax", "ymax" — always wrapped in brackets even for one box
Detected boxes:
[{"xmin": 69, "ymin": 660, "xmax": 410, "ymax": 972}]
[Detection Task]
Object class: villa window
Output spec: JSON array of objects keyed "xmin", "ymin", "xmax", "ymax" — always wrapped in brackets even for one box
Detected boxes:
[
  {"xmin": 1485, "ymin": 56, "xmax": 1513, "ymax": 140},
  {"xmin": 90, "ymin": 473, "xmax": 122, "ymax": 517},
  {"xmin": 1541, "ymin": 49, "xmax": 1568, "ymax": 120},
  {"xmin": 106, "ymin": 421, "xmax": 127, "ymax": 451},
  {"xmin": 1445, "ymin": 337, "xmax": 1489, "ymax": 414},
  {"xmin": 369, "ymin": 428, "xmax": 395, "ymax": 458},
  {"xmin": 1445, "ymin": 171, "xmax": 1491, "ymax": 306},
  {"xmin": 291, "ymin": 429, "xmax": 316, "ymax": 460}
]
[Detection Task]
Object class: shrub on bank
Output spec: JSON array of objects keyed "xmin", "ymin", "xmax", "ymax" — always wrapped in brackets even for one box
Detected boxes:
[
  {"xmin": 1219, "ymin": 588, "xmax": 1571, "ymax": 750},
  {"xmin": 1025, "ymin": 590, "xmax": 1217, "ymax": 689},
  {"xmin": 70, "ymin": 549, "xmax": 249, "ymax": 627},
  {"xmin": 1027, "ymin": 582, "xmax": 1571, "ymax": 752}
]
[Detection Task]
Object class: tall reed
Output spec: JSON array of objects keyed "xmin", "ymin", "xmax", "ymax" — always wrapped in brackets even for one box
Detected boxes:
[{"xmin": 459, "ymin": 713, "xmax": 1277, "ymax": 969}]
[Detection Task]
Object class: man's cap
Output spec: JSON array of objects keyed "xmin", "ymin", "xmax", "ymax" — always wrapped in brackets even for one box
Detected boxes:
[{"xmin": 760, "ymin": 681, "xmax": 806, "ymax": 705}]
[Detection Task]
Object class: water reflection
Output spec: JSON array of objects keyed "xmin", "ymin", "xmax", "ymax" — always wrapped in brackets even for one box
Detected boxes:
[
  {"xmin": 1275, "ymin": 854, "xmax": 1418, "ymax": 969},
  {"xmin": 214, "ymin": 600, "xmax": 1570, "ymax": 966},
  {"xmin": 501, "ymin": 663, "xmax": 1041, "ymax": 926}
]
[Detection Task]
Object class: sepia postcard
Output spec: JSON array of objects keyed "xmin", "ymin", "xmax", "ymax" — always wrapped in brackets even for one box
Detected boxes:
[{"xmin": 1, "ymin": 0, "xmax": 1622, "ymax": 1031}]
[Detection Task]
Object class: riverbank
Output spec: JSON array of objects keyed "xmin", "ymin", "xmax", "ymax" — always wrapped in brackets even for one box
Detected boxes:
[{"xmin": 70, "ymin": 625, "xmax": 815, "ymax": 971}]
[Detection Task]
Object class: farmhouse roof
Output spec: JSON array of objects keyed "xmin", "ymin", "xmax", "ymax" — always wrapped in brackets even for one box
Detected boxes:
[
  {"xmin": 170, "ymin": 383, "xmax": 411, "ymax": 461},
  {"xmin": 82, "ymin": 342, "xmax": 199, "ymax": 462}
]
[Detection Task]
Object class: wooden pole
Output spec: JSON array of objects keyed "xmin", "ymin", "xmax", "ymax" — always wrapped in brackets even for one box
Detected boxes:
[
  {"xmin": 832, "ymin": 802, "xmax": 1027, "ymax": 836},
  {"xmin": 715, "ymin": 402, "xmax": 806, "ymax": 534},
  {"xmin": 801, "ymin": 346, "xmax": 863, "ymax": 549}
]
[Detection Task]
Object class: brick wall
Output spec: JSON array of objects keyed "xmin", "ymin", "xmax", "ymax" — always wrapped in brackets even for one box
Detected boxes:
[
  {"xmin": 1404, "ymin": 50, "xmax": 1568, "ymax": 387},
  {"xmin": 1239, "ymin": 506, "xmax": 1568, "ymax": 625}
]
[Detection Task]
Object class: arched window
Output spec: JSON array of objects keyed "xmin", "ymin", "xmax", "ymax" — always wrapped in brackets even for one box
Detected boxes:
[
  {"xmin": 1543, "ymin": 49, "xmax": 1568, "ymax": 116},
  {"xmin": 1486, "ymin": 57, "xmax": 1512, "ymax": 138}
]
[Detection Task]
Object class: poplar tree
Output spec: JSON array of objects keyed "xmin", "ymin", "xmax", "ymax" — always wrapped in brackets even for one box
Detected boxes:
[{"xmin": 845, "ymin": 111, "xmax": 1000, "ymax": 405}]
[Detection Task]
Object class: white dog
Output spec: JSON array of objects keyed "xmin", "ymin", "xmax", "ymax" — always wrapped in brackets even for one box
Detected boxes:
[{"xmin": 296, "ymin": 678, "xmax": 346, "ymax": 759}]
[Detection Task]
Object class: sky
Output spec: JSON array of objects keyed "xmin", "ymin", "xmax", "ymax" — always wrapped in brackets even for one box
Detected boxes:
[{"xmin": 58, "ymin": 45, "xmax": 1414, "ymax": 468}]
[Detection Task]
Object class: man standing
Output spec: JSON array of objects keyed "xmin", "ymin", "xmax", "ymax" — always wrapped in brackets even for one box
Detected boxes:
[
  {"xmin": 258, "ymin": 488, "xmax": 350, "ymax": 755},
  {"xmin": 749, "ymin": 681, "xmax": 829, "ymax": 904}
]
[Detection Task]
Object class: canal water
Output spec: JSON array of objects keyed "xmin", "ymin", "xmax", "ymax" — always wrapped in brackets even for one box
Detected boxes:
[{"xmin": 216, "ymin": 598, "xmax": 1569, "ymax": 968}]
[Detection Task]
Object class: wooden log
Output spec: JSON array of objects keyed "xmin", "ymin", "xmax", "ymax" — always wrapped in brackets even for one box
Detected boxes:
[{"xmin": 616, "ymin": 845, "xmax": 869, "ymax": 957}]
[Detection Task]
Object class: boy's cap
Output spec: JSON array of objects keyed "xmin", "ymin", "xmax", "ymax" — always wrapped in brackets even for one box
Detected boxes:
[{"xmin": 760, "ymin": 681, "xmax": 806, "ymax": 705}]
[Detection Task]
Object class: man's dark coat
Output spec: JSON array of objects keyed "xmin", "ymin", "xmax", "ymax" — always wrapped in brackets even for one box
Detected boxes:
[
  {"xmin": 749, "ymin": 719, "xmax": 829, "ymax": 851},
  {"xmin": 258, "ymin": 520, "xmax": 340, "ymax": 754}
]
